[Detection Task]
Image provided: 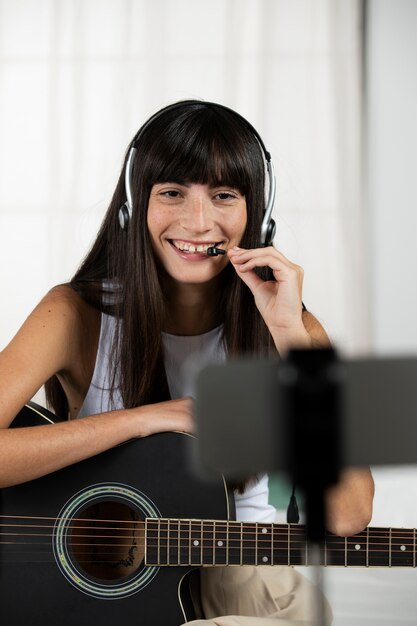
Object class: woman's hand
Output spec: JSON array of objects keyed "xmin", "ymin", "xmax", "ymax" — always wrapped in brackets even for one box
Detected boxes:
[
  {"xmin": 135, "ymin": 397, "xmax": 194, "ymax": 438},
  {"xmin": 228, "ymin": 246, "xmax": 311, "ymax": 353}
]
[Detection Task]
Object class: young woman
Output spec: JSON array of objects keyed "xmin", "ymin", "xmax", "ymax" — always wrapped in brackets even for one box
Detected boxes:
[{"xmin": 0, "ymin": 101, "xmax": 373, "ymax": 624}]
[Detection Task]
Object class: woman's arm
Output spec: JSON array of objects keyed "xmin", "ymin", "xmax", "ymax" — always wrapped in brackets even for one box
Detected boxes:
[
  {"xmin": 228, "ymin": 247, "xmax": 375, "ymax": 536},
  {"xmin": 0, "ymin": 399, "xmax": 193, "ymax": 488},
  {"xmin": 0, "ymin": 287, "xmax": 193, "ymax": 488},
  {"xmin": 303, "ymin": 313, "xmax": 374, "ymax": 535}
]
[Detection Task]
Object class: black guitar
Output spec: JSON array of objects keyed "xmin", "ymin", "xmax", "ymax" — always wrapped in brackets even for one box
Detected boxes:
[{"xmin": 1, "ymin": 403, "xmax": 415, "ymax": 626}]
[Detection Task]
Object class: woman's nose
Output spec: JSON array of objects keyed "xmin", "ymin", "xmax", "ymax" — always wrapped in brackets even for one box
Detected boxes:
[{"xmin": 181, "ymin": 194, "xmax": 214, "ymax": 232}]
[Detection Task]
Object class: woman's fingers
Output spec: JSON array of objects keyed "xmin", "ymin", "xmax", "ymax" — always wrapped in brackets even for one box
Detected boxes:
[
  {"xmin": 227, "ymin": 245, "xmax": 304, "ymax": 329},
  {"xmin": 228, "ymin": 246, "xmax": 303, "ymax": 285},
  {"xmin": 136, "ymin": 397, "xmax": 195, "ymax": 437}
]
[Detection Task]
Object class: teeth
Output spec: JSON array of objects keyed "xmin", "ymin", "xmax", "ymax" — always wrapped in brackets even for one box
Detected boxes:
[{"xmin": 172, "ymin": 240, "xmax": 215, "ymax": 253}]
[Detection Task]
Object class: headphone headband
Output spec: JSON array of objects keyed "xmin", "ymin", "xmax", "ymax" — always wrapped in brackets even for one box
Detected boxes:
[{"xmin": 119, "ymin": 100, "xmax": 276, "ymax": 246}]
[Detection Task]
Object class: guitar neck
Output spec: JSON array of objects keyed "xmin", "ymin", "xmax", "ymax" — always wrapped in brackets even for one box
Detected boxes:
[{"xmin": 145, "ymin": 519, "xmax": 416, "ymax": 568}]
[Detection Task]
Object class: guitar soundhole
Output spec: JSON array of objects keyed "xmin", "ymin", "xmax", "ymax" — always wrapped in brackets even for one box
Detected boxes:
[{"xmin": 69, "ymin": 501, "xmax": 145, "ymax": 582}]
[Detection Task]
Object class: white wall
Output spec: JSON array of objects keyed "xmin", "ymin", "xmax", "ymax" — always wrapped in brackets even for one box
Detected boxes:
[
  {"xmin": 367, "ymin": 0, "xmax": 417, "ymax": 355},
  {"xmin": 312, "ymin": 2, "xmax": 417, "ymax": 624},
  {"xmin": 366, "ymin": 0, "xmax": 417, "ymax": 528}
]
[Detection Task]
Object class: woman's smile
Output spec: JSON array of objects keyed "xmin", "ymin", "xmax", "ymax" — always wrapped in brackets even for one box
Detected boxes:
[{"xmin": 169, "ymin": 239, "xmax": 225, "ymax": 259}]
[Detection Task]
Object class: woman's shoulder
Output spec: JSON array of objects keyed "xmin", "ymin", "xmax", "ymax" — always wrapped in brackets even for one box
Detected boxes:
[
  {"xmin": 0, "ymin": 285, "xmax": 100, "ymax": 426},
  {"xmin": 39, "ymin": 284, "xmax": 101, "ymax": 325},
  {"xmin": 4, "ymin": 283, "xmax": 101, "ymax": 381},
  {"xmin": 42, "ymin": 283, "xmax": 90, "ymax": 311}
]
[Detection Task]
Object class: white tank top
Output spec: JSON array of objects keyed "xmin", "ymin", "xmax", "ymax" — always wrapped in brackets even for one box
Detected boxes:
[{"xmin": 77, "ymin": 313, "xmax": 277, "ymax": 523}]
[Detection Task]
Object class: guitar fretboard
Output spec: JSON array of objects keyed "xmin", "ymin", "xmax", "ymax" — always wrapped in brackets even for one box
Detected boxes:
[{"xmin": 145, "ymin": 519, "xmax": 416, "ymax": 568}]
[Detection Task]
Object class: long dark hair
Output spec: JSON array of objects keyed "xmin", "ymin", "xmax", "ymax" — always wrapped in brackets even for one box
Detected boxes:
[{"xmin": 45, "ymin": 101, "xmax": 275, "ymax": 421}]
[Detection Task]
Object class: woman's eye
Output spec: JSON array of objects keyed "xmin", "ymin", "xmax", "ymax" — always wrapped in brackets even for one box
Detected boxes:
[
  {"xmin": 161, "ymin": 190, "xmax": 182, "ymax": 198},
  {"xmin": 216, "ymin": 192, "xmax": 238, "ymax": 201}
]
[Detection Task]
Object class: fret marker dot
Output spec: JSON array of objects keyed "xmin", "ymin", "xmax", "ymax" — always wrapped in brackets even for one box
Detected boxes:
[
  {"xmin": 355, "ymin": 544, "xmax": 361, "ymax": 551},
  {"xmin": 193, "ymin": 540, "xmax": 200, "ymax": 546},
  {"xmin": 401, "ymin": 545, "xmax": 406, "ymax": 551},
  {"xmin": 262, "ymin": 528, "xmax": 268, "ymax": 534},
  {"xmin": 262, "ymin": 556, "xmax": 268, "ymax": 562},
  {"xmin": 217, "ymin": 540, "xmax": 224, "ymax": 547}
]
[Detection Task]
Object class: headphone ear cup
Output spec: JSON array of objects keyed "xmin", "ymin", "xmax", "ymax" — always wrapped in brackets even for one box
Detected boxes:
[
  {"xmin": 118, "ymin": 203, "xmax": 130, "ymax": 231},
  {"xmin": 264, "ymin": 218, "xmax": 276, "ymax": 247}
]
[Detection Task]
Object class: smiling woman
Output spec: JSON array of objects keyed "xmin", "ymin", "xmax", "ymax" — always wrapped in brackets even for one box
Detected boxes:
[{"xmin": 0, "ymin": 100, "xmax": 374, "ymax": 626}]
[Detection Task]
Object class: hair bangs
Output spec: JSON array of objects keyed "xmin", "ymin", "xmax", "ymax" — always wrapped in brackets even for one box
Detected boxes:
[{"xmin": 151, "ymin": 114, "xmax": 260, "ymax": 196}]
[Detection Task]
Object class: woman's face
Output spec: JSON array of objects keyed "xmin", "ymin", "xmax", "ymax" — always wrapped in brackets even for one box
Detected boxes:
[{"xmin": 147, "ymin": 182, "xmax": 247, "ymax": 285}]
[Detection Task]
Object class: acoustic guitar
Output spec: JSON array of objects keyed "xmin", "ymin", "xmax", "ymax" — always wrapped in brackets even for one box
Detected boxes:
[{"xmin": 0, "ymin": 402, "xmax": 415, "ymax": 625}]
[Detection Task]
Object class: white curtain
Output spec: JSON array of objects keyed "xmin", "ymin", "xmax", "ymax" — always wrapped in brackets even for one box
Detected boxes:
[{"xmin": 0, "ymin": 0, "xmax": 368, "ymax": 355}]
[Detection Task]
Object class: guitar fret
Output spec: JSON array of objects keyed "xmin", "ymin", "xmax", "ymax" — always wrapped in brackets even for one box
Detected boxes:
[
  {"xmin": 256, "ymin": 523, "xmax": 273, "ymax": 565},
  {"xmin": 178, "ymin": 519, "xmax": 181, "ymax": 565},
  {"xmin": 240, "ymin": 522, "xmax": 243, "ymax": 565},
  {"xmin": 389, "ymin": 528, "xmax": 392, "ymax": 567},
  {"xmin": 189, "ymin": 520, "xmax": 191, "ymax": 566},
  {"xmin": 213, "ymin": 521, "xmax": 216, "ymax": 565},
  {"xmin": 202, "ymin": 521, "xmax": 214, "ymax": 565},
  {"xmin": 391, "ymin": 528, "xmax": 414, "ymax": 566},
  {"xmin": 167, "ymin": 519, "xmax": 170, "ymax": 565},
  {"xmin": 345, "ymin": 537, "xmax": 347, "ymax": 567},
  {"xmin": 226, "ymin": 520, "xmax": 229, "ymax": 565},
  {"xmin": 366, "ymin": 526, "xmax": 369, "ymax": 567},
  {"xmin": 178, "ymin": 520, "xmax": 189, "ymax": 565},
  {"xmin": 324, "ymin": 532, "xmax": 327, "ymax": 567},
  {"xmin": 368, "ymin": 527, "xmax": 390, "ymax": 566},
  {"xmin": 228, "ymin": 521, "xmax": 241, "ymax": 565},
  {"xmin": 242, "ymin": 522, "xmax": 256, "ymax": 565},
  {"xmin": 346, "ymin": 532, "xmax": 367, "ymax": 566},
  {"xmin": 273, "ymin": 524, "xmax": 277, "ymax": 566},
  {"xmin": 168, "ymin": 519, "xmax": 180, "ymax": 565},
  {"xmin": 190, "ymin": 520, "xmax": 201, "ymax": 565},
  {"xmin": 200, "ymin": 520, "xmax": 203, "ymax": 565},
  {"xmin": 325, "ymin": 533, "xmax": 345, "ymax": 566},
  {"xmin": 414, "ymin": 529, "xmax": 416, "ymax": 568},
  {"xmin": 286, "ymin": 525, "xmax": 288, "ymax": 566},
  {"xmin": 145, "ymin": 519, "xmax": 154, "ymax": 563},
  {"xmin": 288, "ymin": 525, "xmax": 306, "ymax": 566},
  {"xmin": 157, "ymin": 519, "xmax": 160, "ymax": 565},
  {"xmin": 214, "ymin": 520, "xmax": 227, "ymax": 565},
  {"xmin": 160, "ymin": 519, "xmax": 168, "ymax": 565},
  {"xmin": 271, "ymin": 523, "xmax": 287, "ymax": 565},
  {"xmin": 275, "ymin": 524, "xmax": 278, "ymax": 567}
]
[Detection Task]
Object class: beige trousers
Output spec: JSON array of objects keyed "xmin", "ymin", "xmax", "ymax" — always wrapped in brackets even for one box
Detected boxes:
[{"xmin": 183, "ymin": 566, "xmax": 333, "ymax": 626}]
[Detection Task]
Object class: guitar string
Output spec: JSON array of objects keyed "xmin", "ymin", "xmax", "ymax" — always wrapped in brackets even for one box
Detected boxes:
[
  {"xmin": 0, "ymin": 516, "xmax": 412, "ymax": 540},
  {"xmin": 0, "ymin": 541, "xmax": 404, "ymax": 550},
  {"xmin": 0, "ymin": 528, "xmax": 413, "ymax": 543},
  {"xmin": 0, "ymin": 542, "xmax": 412, "ymax": 555},
  {"xmin": 0, "ymin": 536, "xmax": 413, "ymax": 554},
  {"xmin": 0, "ymin": 526, "xmax": 412, "ymax": 540},
  {"xmin": 0, "ymin": 547, "xmax": 412, "ymax": 568},
  {"xmin": 0, "ymin": 528, "xmax": 414, "ymax": 550}
]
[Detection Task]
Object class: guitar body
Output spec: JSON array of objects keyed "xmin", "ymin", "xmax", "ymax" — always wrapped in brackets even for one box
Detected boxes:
[{"xmin": 0, "ymin": 403, "xmax": 234, "ymax": 626}]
